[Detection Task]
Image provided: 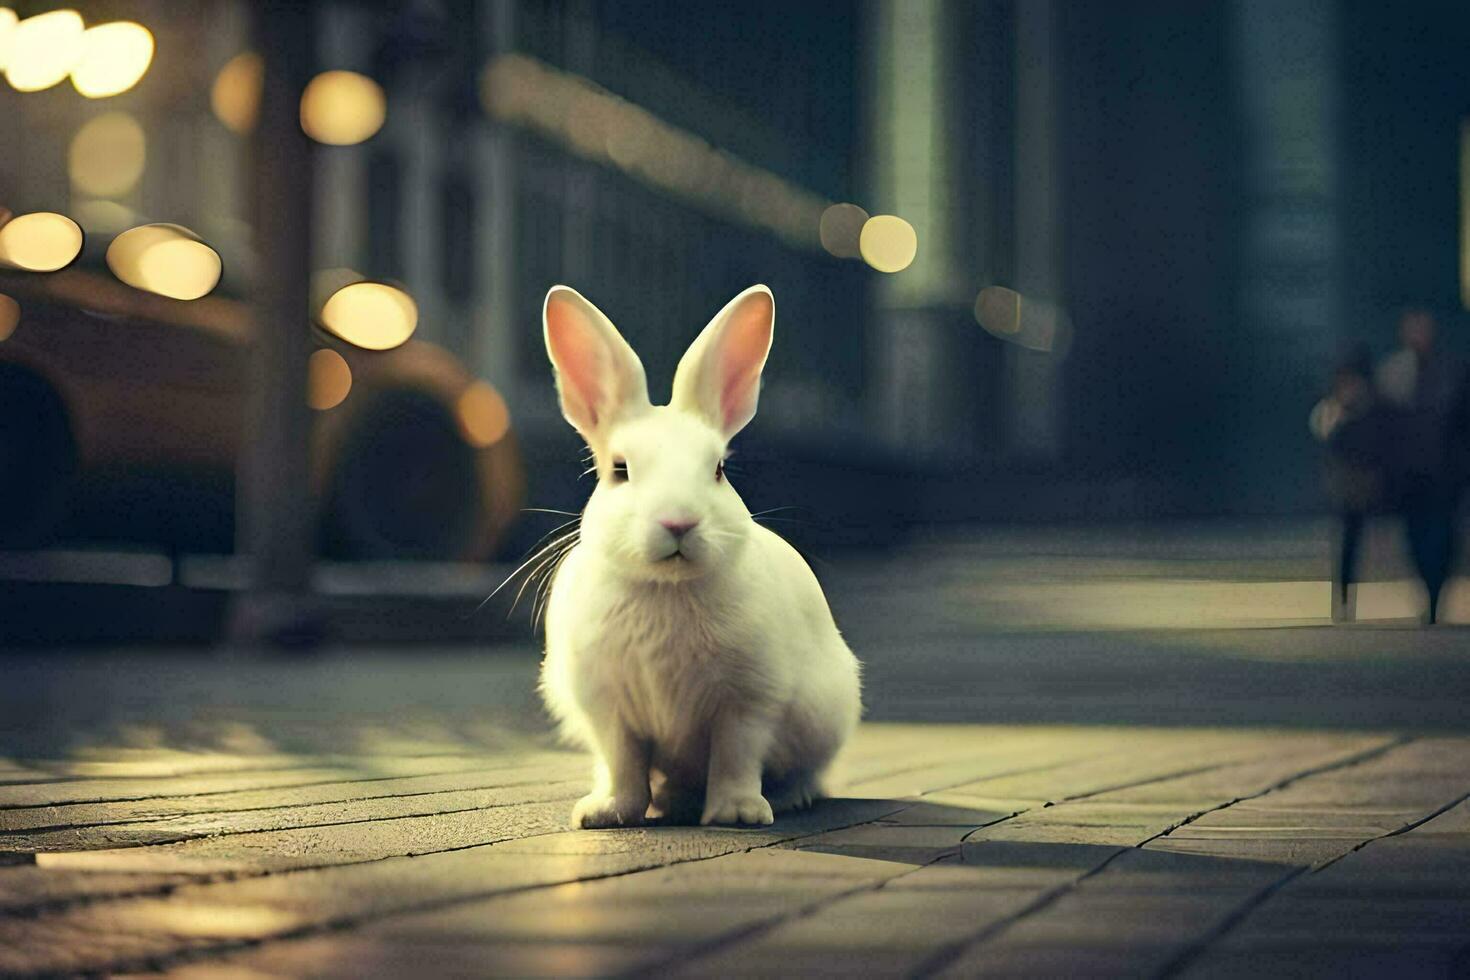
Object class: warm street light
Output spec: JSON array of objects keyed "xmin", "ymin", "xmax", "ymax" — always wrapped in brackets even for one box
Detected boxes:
[
  {"xmin": 859, "ymin": 214, "xmax": 918, "ymax": 273},
  {"xmin": 457, "ymin": 380, "xmax": 511, "ymax": 448},
  {"xmin": 819, "ymin": 203, "xmax": 870, "ymax": 259},
  {"xmin": 318, "ymin": 280, "xmax": 418, "ymax": 351},
  {"xmin": 0, "ymin": 9, "xmax": 16, "ymax": 72},
  {"xmin": 307, "ymin": 348, "xmax": 352, "ymax": 410},
  {"xmin": 71, "ymin": 21, "xmax": 154, "ymax": 99},
  {"xmin": 4, "ymin": 10, "xmax": 84, "ymax": 92},
  {"xmin": 0, "ymin": 293, "xmax": 18, "ymax": 341},
  {"xmin": 211, "ymin": 52, "xmax": 263, "ymax": 135},
  {"xmin": 299, "ymin": 70, "xmax": 386, "ymax": 146},
  {"xmin": 0, "ymin": 212, "xmax": 84, "ymax": 271},
  {"xmin": 106, "ymin": 223, "xmax": 223, "ymax": 300},
  {"xmin": 69, "ymin": 113, "xmax": 146, "ymax": 198}
]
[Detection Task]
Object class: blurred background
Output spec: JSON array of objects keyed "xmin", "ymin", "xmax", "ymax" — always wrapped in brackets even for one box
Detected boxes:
[{"xmin": 2, "ymin": 0, "xmax": 1469, "ymax": 649}]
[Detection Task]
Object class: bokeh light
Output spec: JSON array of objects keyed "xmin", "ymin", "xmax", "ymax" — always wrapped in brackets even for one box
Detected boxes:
[
  {"xmin": 70, "ymin": 21, "xmax": 153, "ymax": 99},
  {"xmin": 311, "ymin": 267, "xmax": 362, "ymax": 311},
  {"xmin": 859, "ymin": 214, "xmax": 918, "ymax": 273},
  {"xmin": 4, "ymin": 10, "xmax": 84, "ymax": 92},
  {"xmin": 307, "ymin": 348, "xmax": 352, "ymax": 410},
  {"xmin": 0, "ymin": 293, "xmax": 18, "ymax": 341},
  {"xmin": 0, "ymin": 9, "xmax": 17, "ymax": 72},
  {"xmin": 457, "ymin": 380, "xmax": 511, "ymax": 448},
  {"xmin": 211, "ymin": 52, "xmax": 262, "ymax": 135},
  {"xmin": 819, "ymin": 203, "xmax": 869, "ymax": 259},
  {"xmin": 974, "ymin": 285, "xmax": 1022, "ymax": 336},
  {"xmin": 319, "ymin": 281, "xmax": 418, "ymax": 351},
  {"xmin": 106, "ymin": 223, "xmax": 223, "ymax": 301},
  {"xmin": 0, "ymin": 212, "xmax": 84, "ymax": 272},
  {"xmin": 299, "ymin": 70, "xmax": 386, "ymax": 146},
  {"xmin": 69, "ymin": 112, "xmax": 146, "ymax": 197},
  {"xmin": 974, "ymin": 285, "xmax": 1072, "ymax": 356}
]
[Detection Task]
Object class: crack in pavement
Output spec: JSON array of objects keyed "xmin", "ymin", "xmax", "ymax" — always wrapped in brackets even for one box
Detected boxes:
[
  {"xmin": 1158, "ymin": 776, "xmax": 1470, "ymax": 978},
  {"xmin": 2, "ymin": 777, "xmax": 584, "ymax": 842},
  {"xmin": 906, "ymin": 735, "xmax": 1414, "ymax": 978},
  {"xmin": 4, "ymin": 801, "xmax": 916, "ymax": 978},
  {"xmin": 636, "ymin": 748, "xmax": 1293, "ymax": 976},
  {"xmin": 0, "ymin": 757, "xmax": 570, "ymax": 813}
]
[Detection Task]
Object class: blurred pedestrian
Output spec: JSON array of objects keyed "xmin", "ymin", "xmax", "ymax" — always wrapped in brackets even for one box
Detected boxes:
[
  {"xmin": 1375, "ymin": 308, "xmax": 1466, "ymax": 624},
  {"xmin": 1310, "ymin": 345, "xmax": 1389, "ymax": 621}
]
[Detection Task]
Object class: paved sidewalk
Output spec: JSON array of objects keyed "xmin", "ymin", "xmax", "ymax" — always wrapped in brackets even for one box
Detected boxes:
[
  {"xmin": 3, "ymin": 525, "xmax": 1469, "ymax": 976},
  {"xmin": 1, "ymin": 720, "xmax": 1468, "ymax": 977}
]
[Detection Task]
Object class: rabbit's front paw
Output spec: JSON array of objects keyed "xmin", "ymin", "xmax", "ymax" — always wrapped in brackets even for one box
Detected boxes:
[
  {"xmin": 700, "ymin": 791, "xmax": 774, "ymax": 826},
  {"xmin": 572, "ymin": 793, "xmax": 647, "ymax": 829}
]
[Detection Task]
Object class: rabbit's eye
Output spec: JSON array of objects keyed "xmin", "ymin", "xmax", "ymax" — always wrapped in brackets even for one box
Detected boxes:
[
  {"xmin": 715, "ymin": 459, "xmax": 725, "ymax": 482},
  {"xmin": 610, "ymin": 459, "xmax": 629, "ymax": 483}
]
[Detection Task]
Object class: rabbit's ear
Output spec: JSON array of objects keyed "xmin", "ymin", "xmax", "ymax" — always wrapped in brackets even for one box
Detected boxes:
[
  {"xmin": 671, "ymin": 284, "xmax": 774, "ymax": 440},
  {"xmin": 543, "ymin": 286, "xmax": 650, "ymax": 442}
]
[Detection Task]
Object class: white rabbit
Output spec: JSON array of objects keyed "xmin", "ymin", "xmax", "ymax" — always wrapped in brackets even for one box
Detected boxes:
[{"xmin": 538, "ymin": 283, "xmax": 862, "ymax": 828}]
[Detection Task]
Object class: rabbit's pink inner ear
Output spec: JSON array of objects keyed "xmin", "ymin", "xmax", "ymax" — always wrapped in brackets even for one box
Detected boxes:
[
  {"xmin": 714, "ymin": 291, "xmax": 774, "ymax": 434},
  {"xmin": 545, "ymin": 294, "xmax": 609, "ymax": 433}
]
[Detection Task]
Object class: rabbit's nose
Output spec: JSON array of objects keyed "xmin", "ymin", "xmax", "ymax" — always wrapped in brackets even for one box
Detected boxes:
[{"xmin": 659, "ymin": 519, "xmax": 699, "ymax": 540}]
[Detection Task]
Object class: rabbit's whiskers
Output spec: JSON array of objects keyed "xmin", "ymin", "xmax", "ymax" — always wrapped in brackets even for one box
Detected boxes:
[
  {"xmin": 511, "ymin": 531, "xmax": 579, "ymax": 620},
  {"xmin": 474, "ymin": 518, "xmax": 582, "ymax": 616},
  {"xmin": 531, "ymin": 542, "xmax": 577, "ymax": 631}
]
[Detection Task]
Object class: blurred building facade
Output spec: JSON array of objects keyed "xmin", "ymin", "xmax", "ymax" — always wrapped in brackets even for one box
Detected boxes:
[{"xmin": 4, "ymin": 0, "xmax": 1470, "ymax": 555}]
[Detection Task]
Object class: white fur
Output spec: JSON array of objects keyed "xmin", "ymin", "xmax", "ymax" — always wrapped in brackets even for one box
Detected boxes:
[{"xmin": 538, "ymin": 284, "xmax": 862, "ymax": 828}]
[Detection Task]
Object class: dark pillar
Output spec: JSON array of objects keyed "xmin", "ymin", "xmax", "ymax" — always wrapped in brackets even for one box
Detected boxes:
[
  {"xmin": 1008, "ymin": 0, "xmax": 1064, "ymax": 459},
  {"xmin": 1231, "ymin": 0, "xmax": 1341, "ymax": 511},
  {"xmin": 229, "ymin": 2, "xmax": 317, "ymax": 644}
]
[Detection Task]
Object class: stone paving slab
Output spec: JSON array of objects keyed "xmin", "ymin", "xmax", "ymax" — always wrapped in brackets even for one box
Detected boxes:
[
  {"xmin": 670, "ymin": 735, "xmax": 1415, "ymax": 978},
  {"xmin": 8, "ymin": 779, "xmax": 589, "ymax": 853},
  {"xmin": 145, "ymin": 936, "xmax": 665, "ymax": 980},
  {"xmin": 0, "ymin": 724, "xmax": 1467, "ymax": 977},
  {"xmin": 0, "ymin": 756, "xmax": 583, "ymax": 833},
  {"xmin": 1180, "ymin": 942, "xmax": 1468, "ymax": 980}
]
